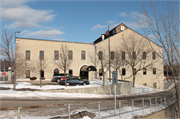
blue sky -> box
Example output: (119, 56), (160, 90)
(0, 0), (170, 43)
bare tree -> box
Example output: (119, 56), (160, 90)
(53, 44), (72, 87)
(121, 34), (156, 87)
(97, 47), (109, 86)
(137, 1), (179, 117)
(0, 29), (24, 89)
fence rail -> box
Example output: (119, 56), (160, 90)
(0, 93), (176, 119)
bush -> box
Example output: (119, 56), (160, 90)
(30, 77), (37, 80)
(40, 77), (45, 80)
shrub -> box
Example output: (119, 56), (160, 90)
(30, 77), (37, 80)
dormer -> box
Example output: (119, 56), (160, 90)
(116, 23), (128, 33)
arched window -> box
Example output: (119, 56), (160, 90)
(26, 70), (30, 78)
(153, 68), (156, 74)
(122, 51), (125, 60)
(143, 52), (146, 60)
(26, 50), (30, 60)
(68, 50), (73, 60)
(81, 50), (86, 60)
(39, 50), (44, 60)
(54, 68), (59, 74)
(110, 51), (114, 60)
(143, 68), (146, 75)
(54, 50), (59, 60)
(98, 51), (103, 60)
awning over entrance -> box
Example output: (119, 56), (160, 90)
(80, 65), (97, 71)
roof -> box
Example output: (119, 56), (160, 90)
(16, 37), (93, 45)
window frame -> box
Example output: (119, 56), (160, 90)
(98, 51), (103, 60)
(54, 50), (59, 60)
(152, 52), (156, 60)
(68, 50), (73, 60)
(81, 50), (86, 60)
(143, 68), (147, 75)
(39, 50), (44, 60)
(26, 50), (30, 60)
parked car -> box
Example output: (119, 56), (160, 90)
(51, 73), (72, 82)
(59, 77), (90, 86)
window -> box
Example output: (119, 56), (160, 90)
(143, 52), (146, 60)
(68, 50), (73, 60)
(81, 51), (86, 60)
(99, 69), (102, 76)
(69, 69), (73, 75)
(133, 51), (136, 59)
(54, 50), (59, 60)
(122, 51), (125, 60)
(152, 52), (156, 60)
(121, 26), (125, 30)
(26, 50), (30, 60)
(26, 70), (30, 78)
(40, 70), (44, 78)
(143, 68), (146, 75)
(153, 68), (156, 74)
(98, 51), (103, 60)
(122, 68), (126, 75)
(110, 51), (114, 60)
(39, 50), (44, 60)
(153, 82), (157, 89)
(133, 68), (136, 75)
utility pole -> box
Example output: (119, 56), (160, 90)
(108, 26), (111, 81)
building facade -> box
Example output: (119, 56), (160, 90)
(16, 23), (164, 89)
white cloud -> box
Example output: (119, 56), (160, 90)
(119, 12), (127, 17)
(108, 20), (116, 24)
(0, 0), (31, 7)
(130, 11), (145, 19)
(1, 1), (56, 29)
(21, 30), (64, 38)
(92, 24), (107, 30)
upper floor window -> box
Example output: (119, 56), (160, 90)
(98, 51), (103, 60)
(153, 68), (156, 74)
(81, 50), (86, 60)
(133, 51), (136, 60)
(110, 51), (114, 60)
(26, 50), (30, 60)
(143, 52), (146, 60)
(68, 50), (73, 60)
(122, 51), (125, 60)
(54, 50), (59, 60)
(152, 52), (156, 60)
(39, 50), (44, 60)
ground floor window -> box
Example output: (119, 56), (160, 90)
(69, 69), (73, 75)
(122, 68), (126, 75)
(26, 70), (30, 78)
(99, 69), (102, 76)
(40, 70), (44, 78)
(143, 83), (147, 86)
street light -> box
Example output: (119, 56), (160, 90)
(13, 31), (20, 90)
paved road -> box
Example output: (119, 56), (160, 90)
(0, 87), (176, 108)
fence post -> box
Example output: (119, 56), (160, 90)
(150, 98), (151, 114)
(132, 99), (134, 119)
(156, 97), (157, 111)
(17, 107), (21, 119)
(98, 103), (101, 118)
(68, 105), (71, 119)
(119, 101), (121, 119)
(142, 98), (144, 116)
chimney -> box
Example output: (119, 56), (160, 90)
(101, 34), (105, 40)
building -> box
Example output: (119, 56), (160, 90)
(16, 23), (164, 89)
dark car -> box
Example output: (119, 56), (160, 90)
(59, 77), (90, 86)
(51, 73), (72, 82)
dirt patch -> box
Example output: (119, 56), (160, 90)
(50, 111), (96, 119)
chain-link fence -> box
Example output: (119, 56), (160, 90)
(0, 93), (177, 119)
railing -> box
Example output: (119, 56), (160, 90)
(0, 93), (177, 119)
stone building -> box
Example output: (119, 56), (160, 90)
(16, 23), (164, 89)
